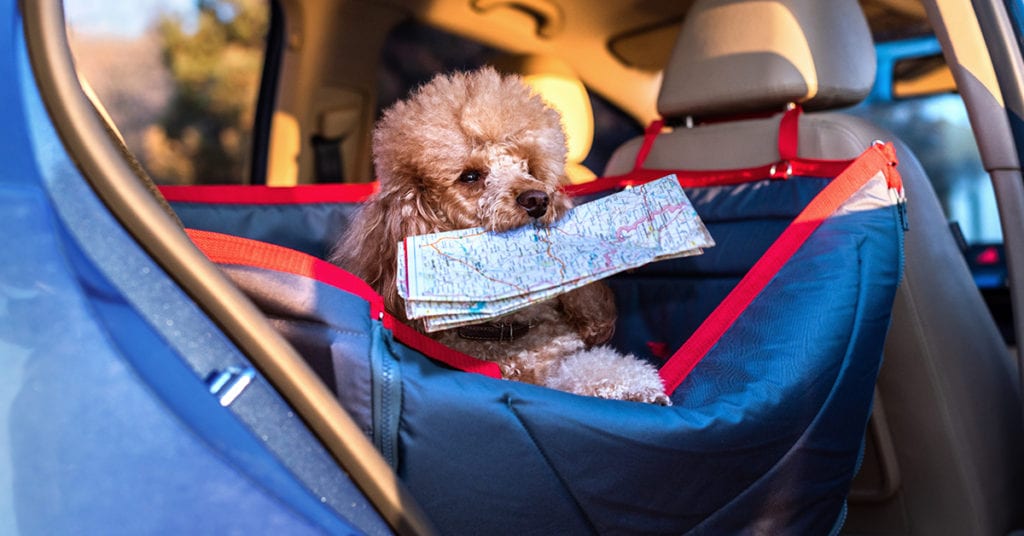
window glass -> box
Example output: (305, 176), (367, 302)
(850, 68), (999, 246)
(64, 0), (270, 185)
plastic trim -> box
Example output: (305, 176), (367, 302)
(250, 0), (285, 185)
(971, 0), (1024, 413)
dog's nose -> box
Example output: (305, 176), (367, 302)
(516, 190), (549, 218)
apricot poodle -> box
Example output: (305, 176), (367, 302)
(331, 67), (668, 404)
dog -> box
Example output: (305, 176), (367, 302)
(331, 67), (669, 405)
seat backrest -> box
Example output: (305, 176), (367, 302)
(604, 0), (1024, 534)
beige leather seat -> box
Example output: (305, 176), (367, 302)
(604, 0), (1024, 533)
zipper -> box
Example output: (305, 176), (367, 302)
(370, 319), (402, 470)
(890, 186), (909, 232)
(889, 186), (908, 287)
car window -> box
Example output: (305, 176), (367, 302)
(64, 0), (270, 185)
(850, 94), (998, 246)
(849, 39), (999, 248)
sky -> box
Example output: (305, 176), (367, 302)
(64, 0), (197, 37)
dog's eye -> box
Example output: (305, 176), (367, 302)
(458, 170), (482, 183)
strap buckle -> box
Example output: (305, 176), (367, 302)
(769, 161), (793, 179)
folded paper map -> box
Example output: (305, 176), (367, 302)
(397, 175), (715, 332)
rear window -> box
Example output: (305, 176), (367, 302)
(849, 38), (998, 247)
(64, 0), (271, 185)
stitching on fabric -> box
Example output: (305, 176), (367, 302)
(689, 240), (868, 534)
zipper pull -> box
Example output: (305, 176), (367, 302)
(890, 187), (909, 231)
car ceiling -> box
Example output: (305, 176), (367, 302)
(370, 0), (931, 121)
(378, 0), (930, 67)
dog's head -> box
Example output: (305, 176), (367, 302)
(373, 67), (573, 233)
(332, 67), (577, 318)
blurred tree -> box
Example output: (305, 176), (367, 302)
(145, 0), (267, 184)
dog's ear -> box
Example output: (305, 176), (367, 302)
(329, 183), (442, 322)
(559, 281), (618, 346)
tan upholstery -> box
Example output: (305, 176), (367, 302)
(493, 54), (596, 183)
(607, 0), (1024, 533)
(658, 0), (874, 119)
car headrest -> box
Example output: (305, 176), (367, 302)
(658, 0), (876, 120)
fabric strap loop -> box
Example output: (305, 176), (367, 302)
(778, 104), (803, 162)
(633, 119), (666, 171)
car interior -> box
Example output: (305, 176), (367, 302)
(602, 1), (1024, 534)
(35, 0), (1024, 533)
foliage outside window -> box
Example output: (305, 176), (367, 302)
(65, 0), (268, 185)
(851, 92), (999, 245)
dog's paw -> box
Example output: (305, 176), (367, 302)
(621, 384), (672, 406)
(543, 347), (672, 405)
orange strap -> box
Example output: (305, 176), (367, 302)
(187, 229), (503, 379)
(658, 142), (901, 393)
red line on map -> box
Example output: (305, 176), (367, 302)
(614, 202), (686, 240)
(422, 239), (529, 297)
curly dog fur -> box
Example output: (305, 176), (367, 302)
(331, 67), (668, 404)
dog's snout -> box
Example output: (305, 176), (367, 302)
(516, 190), (549, 218)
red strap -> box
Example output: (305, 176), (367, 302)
(564, 158), (853, 197)
(632, 119), (665, 171)
(565, 105), (826, 197)
(161, 183), (378, 204)
(187, 229), (383, 314)
(163, 107), (800, 206)
(658, 142), (900, 393)
(777, 105), (802, 162)
(186, 229), (502, 379)
(631, 107), (801, 174)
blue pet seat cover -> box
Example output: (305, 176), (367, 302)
(164, 107), (906, 535)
